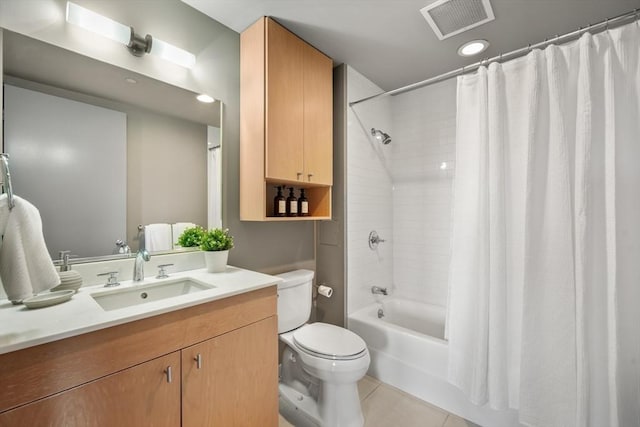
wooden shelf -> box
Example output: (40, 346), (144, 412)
(253, 215), (332, 222)
(257, 182), (332, 222)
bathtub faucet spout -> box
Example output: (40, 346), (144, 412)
(371, 286), (388, 295)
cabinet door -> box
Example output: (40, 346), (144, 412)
(0, 352), (180, 427)
(182, 316), (278, 427)
(303, 44), (333, 185)
(265, 19), (304, 182)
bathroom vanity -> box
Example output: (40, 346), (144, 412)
(0, 267), (279, 426)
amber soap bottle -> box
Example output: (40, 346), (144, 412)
(273, 186), (286, 217)
(286, 187), (298, 217)
(298, 188), (309, 216)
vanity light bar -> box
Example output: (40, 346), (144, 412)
(65, 2), (196, 69)
(66, 2), (131, 46)
(151, 37), (196, 69)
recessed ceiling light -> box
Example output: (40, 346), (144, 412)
(458, 39), (489, 57)
(196, 94), (215, 103)
(124, 77), (137, 84)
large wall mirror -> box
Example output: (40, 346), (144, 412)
(2, 29), (223, 261)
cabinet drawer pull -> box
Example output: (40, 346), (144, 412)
(195, 353), (203, 369)
(164, 366), (173, 383)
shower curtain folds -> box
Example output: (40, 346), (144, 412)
(447, 21), (640, 427)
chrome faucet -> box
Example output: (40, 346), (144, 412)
(371, 286), (388, 295)
(133, 249), (151, 282)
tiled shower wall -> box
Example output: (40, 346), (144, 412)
(346, 65), (457, 315)
(390, 80), (456, 307)
(346, 66), (393, 314)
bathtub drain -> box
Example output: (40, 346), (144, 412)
(377, 308), (384, 318)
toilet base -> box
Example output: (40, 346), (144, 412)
(279, 380), (366, 427)
(279, 383), (321, 427)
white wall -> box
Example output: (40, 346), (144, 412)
(390, 79), (456, 307)
(346, 66), (393, 315)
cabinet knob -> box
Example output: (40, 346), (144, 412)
(164, 366), (173, 383)
(307, 173), (314, 182)
(194, 353), (203, 369)
(297, 172), (303, 180)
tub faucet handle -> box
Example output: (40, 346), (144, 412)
(371, 286), (388, 295)
(369, 230), (386, 249)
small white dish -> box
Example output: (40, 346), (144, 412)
(23, 290), (74, 309)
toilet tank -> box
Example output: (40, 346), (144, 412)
(276, 269), (315, 333)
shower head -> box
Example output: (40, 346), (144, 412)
(371, 128), (392, 145)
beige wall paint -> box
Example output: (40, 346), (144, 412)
(1, 0), (315, 273)
(314, 65), (347, 326)
(127, 109), (207, 247)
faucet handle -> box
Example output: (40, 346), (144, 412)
(156, 264), (174, 279)
(98, 271), (120, 287)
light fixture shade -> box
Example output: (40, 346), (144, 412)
(66, 2), (130, 46)
(151, 38), (196, 69)
(66, 1), (196, 69)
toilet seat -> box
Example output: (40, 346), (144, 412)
(293, 323), (367, 360)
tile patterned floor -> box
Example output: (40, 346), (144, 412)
(279, 376), (474, 427)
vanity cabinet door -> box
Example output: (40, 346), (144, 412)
(0, 351), (180, 427)
(181, 316), (279, 427)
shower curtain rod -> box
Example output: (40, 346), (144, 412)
(349, 8), (639, 107)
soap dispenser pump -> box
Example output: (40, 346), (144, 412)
(286, 187), (298, 217)
(59, 250), (72, 272)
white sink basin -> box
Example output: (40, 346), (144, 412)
(91, 279), (214, 311)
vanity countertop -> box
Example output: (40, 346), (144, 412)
(0, 266), (281, 355)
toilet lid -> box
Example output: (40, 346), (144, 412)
(293, 323), (367, 359)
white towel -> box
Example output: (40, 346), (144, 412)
(144, 223), (172, 252)
(0, 195), (60, 302)
(172, 222), (197, 248)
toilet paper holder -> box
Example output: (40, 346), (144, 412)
(313, 282), (333, 298)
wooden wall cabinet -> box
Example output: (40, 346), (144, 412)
(0, 288), (278, 427)
(241, 17), (333, 221)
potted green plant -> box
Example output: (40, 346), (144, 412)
(176, 226), (205, 248)
(199, 228), (234, 273)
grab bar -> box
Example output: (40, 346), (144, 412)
(0, 154), (15, 210)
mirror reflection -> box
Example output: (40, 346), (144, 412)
(2, 29), (222, 260)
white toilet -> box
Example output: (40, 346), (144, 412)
(277, 269), (370, 427)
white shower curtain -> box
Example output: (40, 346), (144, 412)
(447, 21), (640, 427)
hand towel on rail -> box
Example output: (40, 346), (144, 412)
(0, 195), (60, 302)
(144, 223), (172, 252)
(172, 222), (196, 248)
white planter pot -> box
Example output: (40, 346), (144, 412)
(204, 250), (229, 273)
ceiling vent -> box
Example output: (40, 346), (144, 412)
(420, 0), (495, 40)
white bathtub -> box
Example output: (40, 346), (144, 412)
(349, 298), (519, 427)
